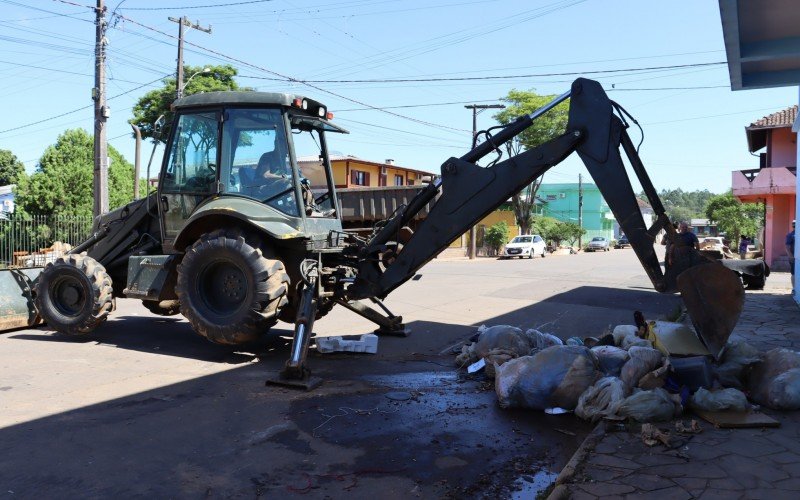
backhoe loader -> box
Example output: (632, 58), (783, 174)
(0, 78), (744, 387)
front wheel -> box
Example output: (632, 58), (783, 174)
(176, 231), (290, 345)
(35, 254), (113, 335)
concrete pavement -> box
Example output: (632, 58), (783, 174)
(551, 272), (800, 500)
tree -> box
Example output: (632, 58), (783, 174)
(484, 221), (510, 256)
(494, 90), (569, 234)
(14, 129), (133, 218)
(130, 64), (247, 142)
(0, 149), (25, 186)
(548, 221), (585, 247)
(705, 192), (763, 242)
(648, 188), (716, 222)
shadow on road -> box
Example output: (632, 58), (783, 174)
(0, 284), (681, 497)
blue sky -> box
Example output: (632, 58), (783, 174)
(0, 0), (796, 194)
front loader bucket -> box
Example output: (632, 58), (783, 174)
(676, 262), (744, 359)
(0, 267), (43, 332)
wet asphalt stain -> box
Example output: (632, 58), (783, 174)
(281, 368), (592, 498)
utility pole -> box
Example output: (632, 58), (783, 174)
(578, 173), (584, 250)
(465, 103), (505, 259)
(169, 16), (212, 99)
(93, 0), (108, 217)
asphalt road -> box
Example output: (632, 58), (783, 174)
(0, 247), (679, 499)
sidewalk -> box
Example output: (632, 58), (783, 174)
(551, 272), (800, 500)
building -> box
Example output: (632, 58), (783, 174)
(538, 182), (615, 241)
(719, 0), (800, 300)
(299, 155), (431, 189)
(0, 184), (15, 214)
(730, 106), (796, 270)
(612, 198), (656, 239)
(690, 219), (719, 237)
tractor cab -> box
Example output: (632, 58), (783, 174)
(159, 92), (348, 252)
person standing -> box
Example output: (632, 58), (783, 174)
(669, 221), (699, 266)
(739, 235), (749, 259)
(786, 220), (795, 294)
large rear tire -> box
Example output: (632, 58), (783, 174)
(142, 299), (181, 316)
(176, 231), (290, 345)
(35, 254), (113, 335)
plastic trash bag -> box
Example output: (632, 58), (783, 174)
(612, 325), (638, 346)
(455, 325), (530, 366)
(575, 377), (627, 422)
(748, 348), (800, 410)
(591, 346), (630, 377)
(689, 387), (749, 413)
(620, 347), (663, 389)
(484, 348), (519, 378)
(615, 388), (681, 422)
(566, 336), (584, 346)
(525, 329), (564, 351)
(621, 335), (653, 350)
(715, 340), (761, 389)
(495, 345), (600, 410)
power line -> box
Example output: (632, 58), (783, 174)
(238, 62), (726, 84)
(0, 74), (167, 135)
(119, 0), (274, 10)
(111, 12), (470, 134)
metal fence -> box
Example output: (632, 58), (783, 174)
(0, 214), (93, 268)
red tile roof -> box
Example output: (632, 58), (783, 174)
(747, 105), (798, 130)
(745, 105), (798, 152)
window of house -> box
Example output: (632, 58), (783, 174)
(394, 174), (403, 186)
(406, 178), (413, 186)
(351, 170), (369, 186)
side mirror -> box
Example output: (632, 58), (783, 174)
(153, 114), (166, 140)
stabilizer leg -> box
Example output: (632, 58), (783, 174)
(265, 277), (322, 390)
(336, 297), (410, 337)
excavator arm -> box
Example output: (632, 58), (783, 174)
(344, 78), (743, 356)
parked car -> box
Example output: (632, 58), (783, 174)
(699, 237), (725, 252)
(586, 236), (610, 252)
(502, 234), (547, 259)
(614, 235), (630, 248)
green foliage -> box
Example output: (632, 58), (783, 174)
(0, 149), (25, 186)
(704, 192), (763, 242)
(704, 191), (739, 222)
(14, 129), (133, 218)
(130, 64), (247, 142)
(532, 215), (560, 241)
(494, 89), (569, 150)
(531, 216), (585, 247)
(644, 188), (716, 222)
(494, 89), (569, 234)
(485, 221), (510, 255)
(549, 221), (586, 247)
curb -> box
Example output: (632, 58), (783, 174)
(547, 420), (607, 500)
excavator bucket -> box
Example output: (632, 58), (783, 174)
(676, 262), (745, 359)
(0, 267), (42, 332)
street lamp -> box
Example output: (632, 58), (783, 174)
(178, 67), (211, 99)
(464, 103), (505, 259)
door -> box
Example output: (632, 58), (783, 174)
(159, 111), (220, 251)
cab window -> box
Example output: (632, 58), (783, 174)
(162, 111), (219, 193)
(221, 108), (300, 217)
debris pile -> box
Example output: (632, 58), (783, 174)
(457, 313), (800, 425)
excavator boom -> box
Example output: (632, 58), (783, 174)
(346, 78), (743, 357)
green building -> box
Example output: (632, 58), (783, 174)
(537, 182), (615, 241)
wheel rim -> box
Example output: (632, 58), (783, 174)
(197, 259), (249, 317)
(51, 275), (87, 317)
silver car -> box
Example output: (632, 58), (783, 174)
(586, 236), (610, 252)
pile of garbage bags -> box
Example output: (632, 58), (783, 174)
(456, 321), (800, 423)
